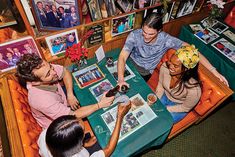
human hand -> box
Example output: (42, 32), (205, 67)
(117, 101), (131, 118)
(211, 69), (229, 87)
(117, 80), (129, 91)
(98, 92), (115, 108)
(67, 93), (80, 110)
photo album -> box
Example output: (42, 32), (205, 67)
(72, 64), (105, 88)
(101, 93), (157, 142)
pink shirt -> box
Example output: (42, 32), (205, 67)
(27, 64), (71, 129)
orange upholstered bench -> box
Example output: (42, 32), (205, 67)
(147, 49), (233, 140)
(0, 75), (94, 157)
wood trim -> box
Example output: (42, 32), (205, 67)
(0, 77), (24, 157)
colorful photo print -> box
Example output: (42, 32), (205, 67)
(72, 64), (104, 88)
(223, 30), (235, 42)
(212, 38), (235, 63)
(87, 0), (102, 21)
(112, 13), (135, 37)
(176, 0), (197, 18)
(0, 36), (41, 72)
(189, 24), (203, 33)
(209, 21), (228, 34)
(201, 17), (218, 28)
(31, 0), (80, 31)
(45, 29), (78, 56)
(120, 113), (140, 136)
(0, 0), (17, 28)
(194, 29), (219, 44)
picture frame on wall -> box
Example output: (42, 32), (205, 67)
(87, 0), (103, 21)
(85, 24), (105, 48)
(0, 0), (17, 28)
(45, 29), (79, 56)
(133, 0), (151, 10)
(175, 0), (198, 18)
(98, 0), (109, 18)
(0, 36), (41, 73)
(31, 0), (81, 31)
(112, 13), (135, 37)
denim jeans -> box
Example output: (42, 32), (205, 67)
(160, 93), (187, 124)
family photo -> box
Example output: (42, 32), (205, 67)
(45, 29), (78, 56)
(32, 0), (80, 31)
(0, 36), (40, 72)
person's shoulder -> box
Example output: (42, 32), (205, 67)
(158, 31), (169, 38)
(130, 29), (142, 36)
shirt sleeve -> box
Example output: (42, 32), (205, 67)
(156, 64), (165, 99)
(52, 64), (65, 80)
(90, 150), (105, 157)
(38, 129), (53, 157)
(164, 32), (183, 50)
(167, 86), (202, 112)
(122, 31), (136, 54)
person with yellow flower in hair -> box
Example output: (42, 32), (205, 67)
(155, 45), (201, 123)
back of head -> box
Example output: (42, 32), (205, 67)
(143, 13), (163, 31)
(46, 115), (84, 157)
(16, 54), (42, 84)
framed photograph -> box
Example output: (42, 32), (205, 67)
(0, 36), (41, 72)
(162, 2), (175, 23)
(45, 29), (78, 56)
(175, 0), (198, 18)
(0, 0), (17, 28)
(116, 0), (133, 13)
(112, 13), (135, 37)
(194, 29), (219, 44)
(189, 24), (203, 33)
(72, 64), (105, 88)
(212, 38), (235, 63)
(98, 0), (109, 18)
(31, 0), (81, 31)
(87, 0), (102, 21)
(133, 0), (151, 9)
(86, 24), (105, 48)
(223, 30), (235, 42)
(106, 61), (135, 81)
(169, 1), (180, 20)
(209, 21), (229, 34)
(104, 0), (117, 16)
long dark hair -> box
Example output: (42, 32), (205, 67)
(46, 115), (84, 157)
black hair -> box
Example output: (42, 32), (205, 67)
(46, 115), (84, 157)
(142, 12), (163, 31)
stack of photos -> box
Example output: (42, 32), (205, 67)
(212, 38), (235, 63)
(101, 94), (157, 142)
(45, 29), (78, 56)
(209, 21), (229, 34)
(89, 79), (120, 102)
(112, 13), (135, 37)
(72, 64), (105, 88)
(223, 30), (235, 42)
(106, 61), (135, 81)
(194, 29), (219, 44)
(31, 0), (80, 31)
(189, 24), (203, 33)
(0, 36), (41, 72)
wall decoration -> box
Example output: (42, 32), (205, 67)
(86, 24), (104, 47)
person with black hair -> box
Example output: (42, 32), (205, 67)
(117, 12), (228, 85)
(38, 102), (131, 157)
(156, 45), (201, 123)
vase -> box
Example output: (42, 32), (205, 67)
(72, 59), (87, 72)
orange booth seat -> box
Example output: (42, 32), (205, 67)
(0, 75), (93, 157)
(147, 49), (233, 140)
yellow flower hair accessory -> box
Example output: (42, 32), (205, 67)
(176, 45), (200, 69)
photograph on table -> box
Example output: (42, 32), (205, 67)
(133, 0), (151, 9)
(45, 29), (78, 56)
(212, 38), (235, 63)
(175, 0), (197, 18)
(209, 21), (228, 34)
(31, 0), (81, 31)
(189, 24), (203, 33)
(201, 17), (218, 28)
(0, 0), (17, 28)
(223, 30), (235, 42)
(116, 0), (133, 13)
(0, 36), (41, 72)
(194, 28), (219, 44)
(87, 0), (102, 21)
(106, 60), (135, 81)
(111, 13), (135, 37)
(72, 64), (105, 88)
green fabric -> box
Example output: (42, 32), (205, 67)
(179, 25), (235, 100)
(73, 48), (173, 157)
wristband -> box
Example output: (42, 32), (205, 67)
(97, 103), (100, 109)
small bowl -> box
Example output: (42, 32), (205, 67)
(147, 93), (157, 105)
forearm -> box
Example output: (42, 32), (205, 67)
(199, 53), (214, 70)
(117, 51), (129, 82)
(63, 69), (74, 95)
(103, 116), (123, 157)
(73, 104), (99, 118)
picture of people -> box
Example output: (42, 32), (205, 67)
(209, 21), (229, 34)
(116, 0), (133, 13)
(98, 0), (108, 18)
(176, 0), (197, 18)
(87, 0), (102, 21)
(133, 0), (151, 9)
(102, 112), (115, 124)
(189, 24), (203, 33)
(201, 17), (218, 28)
(0, 36), (41, 72)
(212, 38), (235, 63)
(194, 29), (219, 44)
(106, 61), (135, 81)
(45, 29), (78, 56)
(131, 96), (145, 111)
(121, 113), (140, 136)
(72, 64), (104, 88)
(112, 13), (135, 37)
(32, 0), (80, 31)
(0, 0), (17, 28)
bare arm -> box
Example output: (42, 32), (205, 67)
(117, 49), (130, 87)
(103, 103), (131, 157)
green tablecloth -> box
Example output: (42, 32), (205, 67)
(179, 25), (235, 100)
(73, 49), (173, 157)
